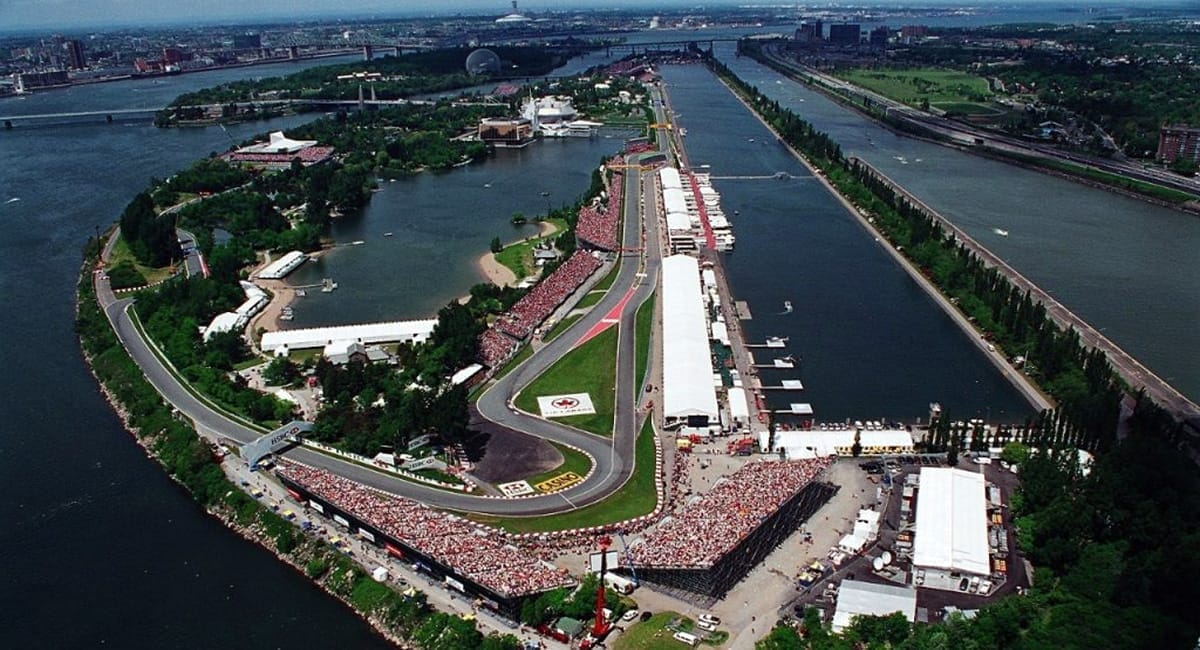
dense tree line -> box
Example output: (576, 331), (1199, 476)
(163, 45), (591, 111)
(118, 191), (180, 267)
(711, 54), (1127, 449)
(519, 573), (627, 627)
(709, 53), (1197, 650)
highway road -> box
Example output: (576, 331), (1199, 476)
(95, 118), (666, 516)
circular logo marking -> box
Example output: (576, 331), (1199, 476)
(552, 397), (580, 409)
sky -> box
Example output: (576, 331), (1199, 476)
(0, 0), (1182, 32)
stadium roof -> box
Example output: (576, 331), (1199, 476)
(237, 131), (318, 154)
(661, 255), (718, 422)
(832, 580), (917, 632)
(913, 468), (990, 576)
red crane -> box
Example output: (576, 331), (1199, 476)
(592, 536), (613, 638)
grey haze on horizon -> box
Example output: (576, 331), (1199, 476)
(0, 0), (1179, 32)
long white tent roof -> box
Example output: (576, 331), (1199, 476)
(262, 319), (438, 353)
(659, 167), (682, 191)
(662, 187), (689, 218)
(913, 467), (990, 576)
(763, 428), (915, 458)
(832, 580), (917, 633)
(661, 255), (718, 421)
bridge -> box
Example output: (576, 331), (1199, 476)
(602, 38), (740, 56)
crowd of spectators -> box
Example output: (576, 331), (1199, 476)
(628, 457), (832, 569)
(576, 158), (624, 251)
(477, 328), (519, 369)
(277, 461), (575, 599)
(493, 250), (602, 341)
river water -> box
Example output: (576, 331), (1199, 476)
(708, 43), (1200, 403)
(0, 56), (392, 648)
(2, 13), (1195, 645)
(660, 64), (1031, 423)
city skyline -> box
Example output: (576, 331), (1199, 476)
(3, 0), (1184, 32)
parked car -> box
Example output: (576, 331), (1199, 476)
(698, 614), (721, 626)
(622, 610), (639, 622)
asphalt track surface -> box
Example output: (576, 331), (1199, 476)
(96, 113), (666, 517)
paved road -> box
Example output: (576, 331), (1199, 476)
(95, 123), (666, 516)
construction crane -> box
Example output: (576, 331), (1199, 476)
(616, 531), (640, 586)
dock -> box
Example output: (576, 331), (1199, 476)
(773, 403), (814, 415)
(735, 301), (753, 320)
(747, 337), (788, 349)
(762, 379), (805, 391)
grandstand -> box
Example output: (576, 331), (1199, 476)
(277, 462), (575, 617)
(624, 458), (836, 598)
(661, 255), (719, 429)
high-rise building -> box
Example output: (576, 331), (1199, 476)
(232, 33), (262, 50)
(162, 47), (187, 64)
(828, 24), (862, 46)
(869, 26), (890, 49)
(794, 20), (823, 43)
(1157, 125), (1200, 164)
(63, 39), (85, 70)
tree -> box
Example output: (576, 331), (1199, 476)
(490, 236), (502, 253)
(851, 429), (863, 458)
(263, 356), (300, 386)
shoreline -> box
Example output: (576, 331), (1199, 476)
(714, 72), (1055, 413)
(475, 219), (563, 289)
(75, 261), (408, 649)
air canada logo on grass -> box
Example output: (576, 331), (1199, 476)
(537, 393), (596, 418)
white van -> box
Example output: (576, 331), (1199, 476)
(673, 631), (700, 646)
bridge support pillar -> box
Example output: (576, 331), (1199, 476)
(363, 44), (374, 60)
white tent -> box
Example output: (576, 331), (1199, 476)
(661, 255), (718, 425)
(913, 468), (990, 576)
(832, 580), (917, 633)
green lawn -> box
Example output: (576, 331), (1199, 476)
(468, 418), (658, 534)
(576, 291), (606, 309)
(108, 236), (176, 285)
(514, 326), (618, 436)
(837, 67), (991, 108)
(615, 613), (703, 650)
(634, 292), (655, 395)
(592, 257), (623, 292)
(935, 100), (1005, 116)
(493, 217), (569, 278)
(544, 313), (584, 343)
(522, 442), (594, 489)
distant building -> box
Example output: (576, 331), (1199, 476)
(225, 131), (334, 168)
(869, 26), (890, 49)
(478, 117), (533, 146)
(63, 39), (85, 70)
(901, 25), (929, 43)
(828, 24), (862, 46)
(162, 47), (188, 64)
(13, 70), (69, 92)
(232, 33), (262, 50)
(794, 20), (823, 43)
(1157, 125), (1200, 164)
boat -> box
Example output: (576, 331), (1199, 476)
(993, 228), (1009, 237)
(383, 232), (394, 237)
(540, 191), (551, 197)
(781, 301), (793, 314)
(295, 289), (306, 297)
(766, 336), (789, 348)
(321, 278), (338, 293)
